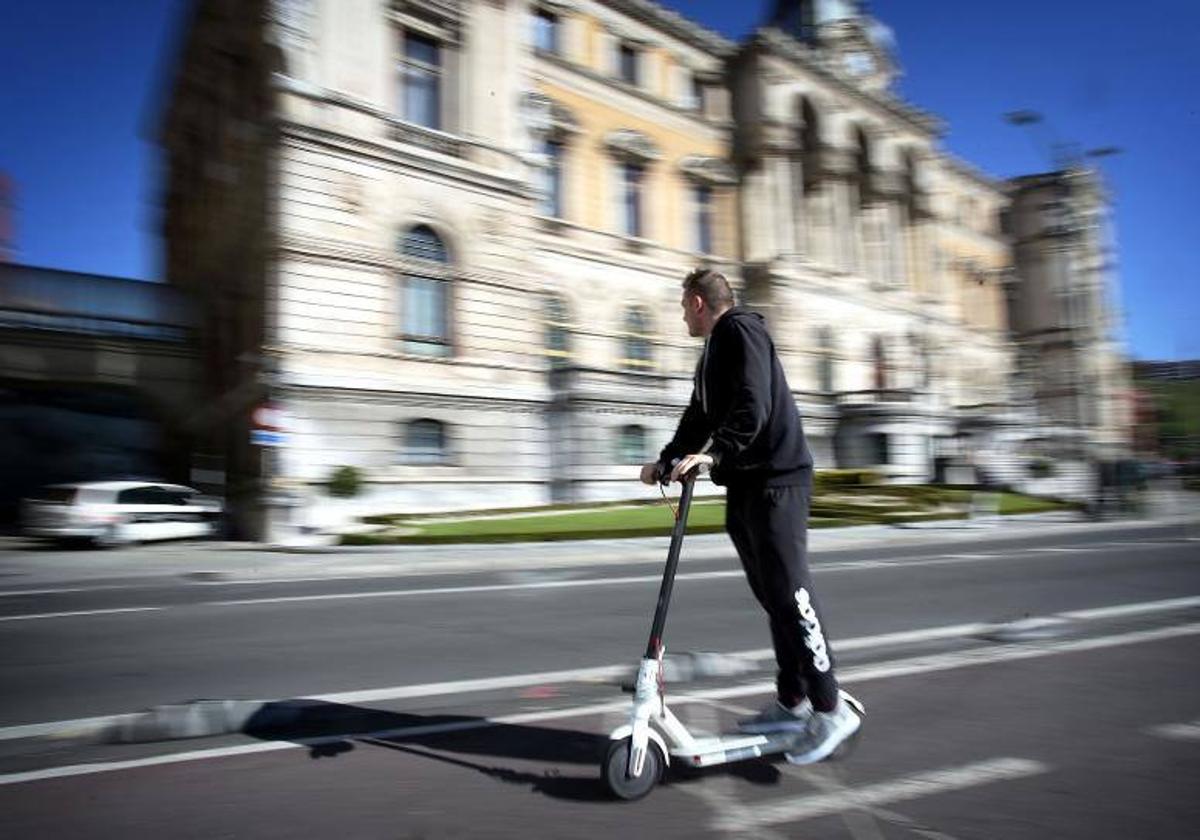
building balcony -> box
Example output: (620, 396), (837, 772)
(547, 364), (677, 406)
(836, 388), (917, 407)
(388, 119), (467, 159)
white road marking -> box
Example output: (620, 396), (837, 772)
(0, 607), (162, 623)
(1061, 595), (1200, 621)
(1148, 721), (1200, 742)
(676, 702), (794, 840)
(0, 619), (1193, 786)
(201, 571), (746, 607)
(2, 596), (1197, 742)
(715, 758), (1048, 830)
(786, 762), (962, 840)
(0, 586), (117, 598)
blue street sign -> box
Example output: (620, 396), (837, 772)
(251, 429), (288, 447)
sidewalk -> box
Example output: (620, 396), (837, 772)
(183, 507), (1199, 580)
(1, 501), (1194, 589)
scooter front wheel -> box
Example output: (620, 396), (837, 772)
(601, 736), (663, 801)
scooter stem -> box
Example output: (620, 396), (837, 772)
(644, 474), (696, 659)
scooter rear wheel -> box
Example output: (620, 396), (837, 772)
(602, 736), (663, 801)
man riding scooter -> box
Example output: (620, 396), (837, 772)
(641, 267), (859, 764)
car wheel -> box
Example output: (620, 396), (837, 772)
(94, 521), (132, 550)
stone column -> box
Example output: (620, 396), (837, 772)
(874, 168), (907, 288)
(761, 125), (797, 259)
(741, 163), (771, 263)
(815, 144), (857, 273)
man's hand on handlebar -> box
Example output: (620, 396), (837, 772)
(639, 462), (663, 486)
(670, 453), (713, 483)
(640, 454), (713, 486)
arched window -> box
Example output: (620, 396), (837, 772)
(854, 127), (872, 209)
(621, 306), (653, 370)
(544, 294), (571, 365)
(403, 224), (447, 262)
(902, 149), (920, 219)
(815, 327), (835, 393)
(798, 97), (821, 190)
(401, 418), (448, 464)
(400, 225), (451, 357)
(617, 424), (646, 464)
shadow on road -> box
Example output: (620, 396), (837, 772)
(241, 699), (784, 801)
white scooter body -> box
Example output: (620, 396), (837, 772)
(601, 472), (864, 800)
(610, 655), (865, 774)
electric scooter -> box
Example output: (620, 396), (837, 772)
(601, 467), (865, 801)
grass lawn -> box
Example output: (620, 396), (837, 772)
(343, 487), (1077, 545)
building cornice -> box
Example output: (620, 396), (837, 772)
(276, 120), (530, 201)
(937, 153), (1006, 195)
(753, 27), (943, 139)
(599, 0), (736, 57)
(280, 380), (548, 412)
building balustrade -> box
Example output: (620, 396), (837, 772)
(836, 388), (918, 406)
(388, 119), (467, 158)
(547, 364), (676, 402)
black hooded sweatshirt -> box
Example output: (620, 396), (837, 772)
(658, 307), (813, 488)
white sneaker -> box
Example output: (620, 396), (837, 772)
(736, 698), (813, 734)
(784, 699), (861, 764)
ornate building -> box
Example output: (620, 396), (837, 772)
(161, 0), (1127, 537)
(729, 2), (1015, 483)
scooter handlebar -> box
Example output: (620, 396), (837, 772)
(657, 458), (699, 486)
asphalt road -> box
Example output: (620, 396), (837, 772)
(0, 521), (1197, 837)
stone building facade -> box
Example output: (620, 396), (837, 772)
(161, 0), (1128, 536)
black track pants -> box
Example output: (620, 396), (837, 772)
(725, 482), (840, 712)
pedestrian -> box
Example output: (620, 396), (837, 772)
(640, 267), (859, 764)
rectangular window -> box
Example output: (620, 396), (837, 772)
(540, 139), (564, 218)
(619, 43), (639, 86)
(690, 75), (705, 112)
(870, 433), (890, 466)
(402, 420), (448, 464)
(402, 274), (450, 356)
(694, 184), (713, 254)
(531, 8), (558, 54)
(402, 31), (441, 130)
(617, 426), (646, 464)
(621, 162), (644, 238)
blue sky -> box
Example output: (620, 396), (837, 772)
(1, 0), (1196, 359)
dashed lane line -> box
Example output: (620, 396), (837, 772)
(714, 758), (1049, 831)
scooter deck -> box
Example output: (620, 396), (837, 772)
(670, 730), (799, 768)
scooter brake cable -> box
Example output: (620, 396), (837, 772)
(658, 482), (680, 521)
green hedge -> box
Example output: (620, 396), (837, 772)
(812, 469), (883, 491)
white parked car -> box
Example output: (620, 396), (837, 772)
(22, 481), (222, 547)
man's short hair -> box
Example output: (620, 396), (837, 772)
(682, 267), (735, 310)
